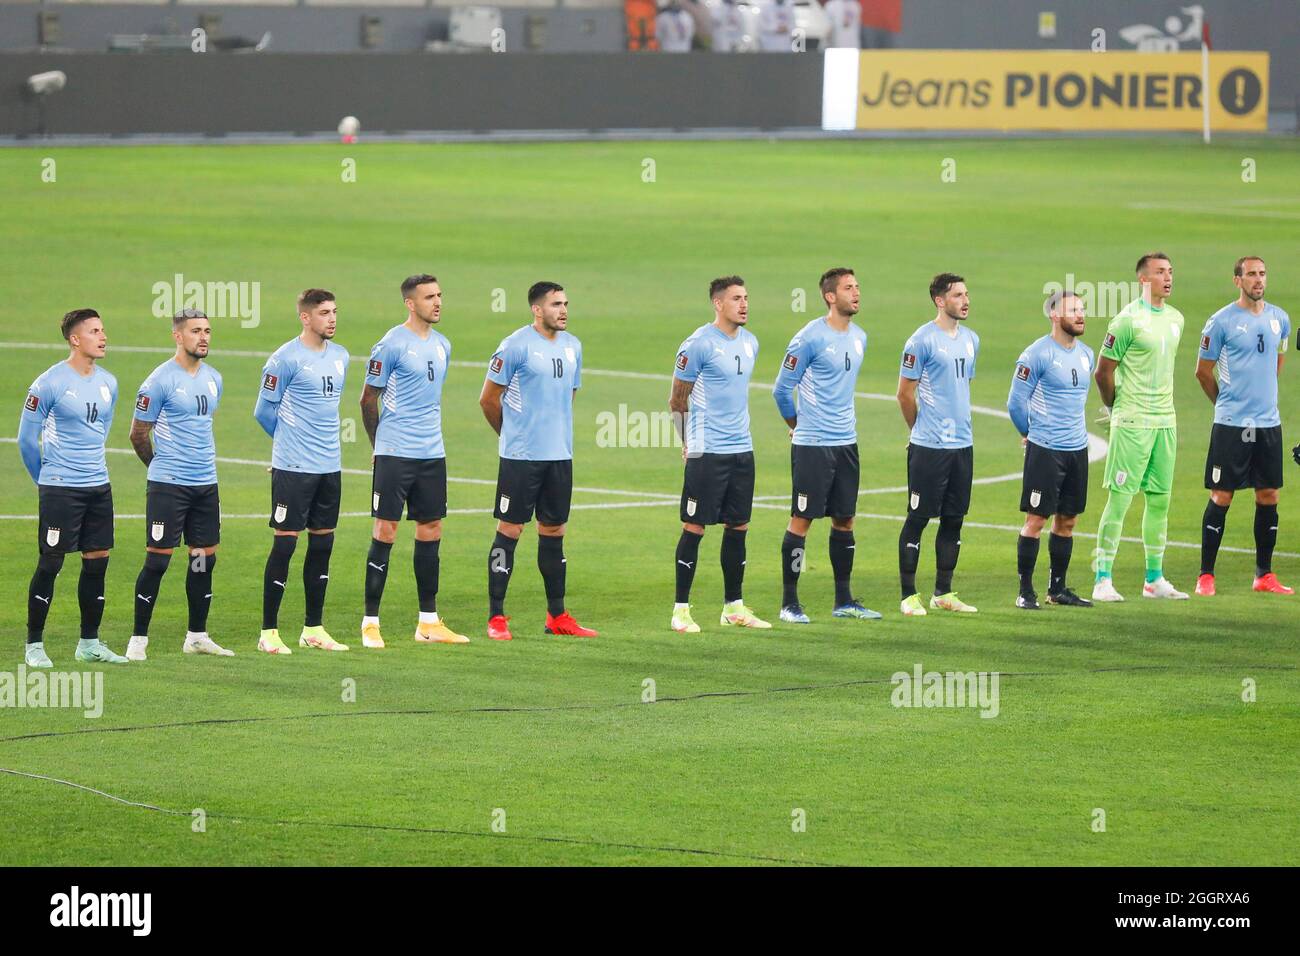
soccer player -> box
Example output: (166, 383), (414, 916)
(773, 267), (880, 624)
(1194, 256), (1292, 596)
(1092, 253), (1188, 602)
(668, 276), (769, 633)
(253, 289), (351, 654)
(896, 273), (980, 617)
(358, 274), (468, 647)
(18, 309), (126, 666)
(1006, 290), (1095, 609)
(478, 281), (598, 640)
(125, 310), (232, 661)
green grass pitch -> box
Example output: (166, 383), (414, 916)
(0, 137), (1297, 865)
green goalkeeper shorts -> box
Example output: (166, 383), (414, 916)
(1103, 426), (1177, 494)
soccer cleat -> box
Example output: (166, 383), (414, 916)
(832, 599), (883, 620)
(257, 628), (293, 655)
(415, 619), (469, 644)
(779, 604), (811, 624)
(1195, 573), (1216, 596)
(545, 611), (599, 637)
(900, 594), (927, 617)
(361, 622), (385, 649)
(24, 642), (53, 669)
(1016, 590), (1041, 610)
(126, 636), (149, 662)
(1253, 572), (1294, 595)
(930, 592), (978, 613)
(74, 640), (128, 664)
(671, 605), (701, 633)
(487, 615), (513, 641)
(1046, 588), (1092, 607)
(183, 632), (234, 656)
(1142, 577), (1189, 600)
(1092, 577), (1125, 603)
(720, 601), (772, 628)
(299, 626), (349, 651)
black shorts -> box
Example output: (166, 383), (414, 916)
(146, 481), (220, 548)
(269, 469), (342, 532)
(681, 451), (755, 525)
(906, 444), (973, 519)
(1205, 423), (1284, 491)
(494, 458), (572, 525)
(1020, 443), (1088, 517)
(372, 456), (447, 522)
(790, 443), (859, 520)
(38, 483), (114, 554)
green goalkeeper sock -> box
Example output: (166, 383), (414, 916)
(1143, 491), (1171, 582)
(1095, 490), (1136, 580)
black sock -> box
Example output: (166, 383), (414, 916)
(186, 551), (216, 633)
(262, 534), (297, 630)
(27, 553), (64, 644)
(1048, 533), (1073, 594)
(721, 528), (747, 604)
(303, 533), (333, 627)
(674, 529), (703, 604)
(1255, 503), (1279, 577)
(829, 528), (855, 606)
(364, 538), (393, 618)
(414, 538), (440, 614)
(934, 516), (963, 595)
(488, 531), (518, 618)
(899, 513), (927, 599)
(538, 534), (567, 617)
(1200, 500), (1230, 575)
(78, 555), (109, 641)
(1016, 534), (1040, 591)
(133, 551), (171, 636)
(781, 530), (806, 607)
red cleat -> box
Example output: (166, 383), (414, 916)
(544, 610), (598, 638)
(1253, 572), (1294, 595)
(487, 615), (513, 641)
(1195, 573), (1216, 596)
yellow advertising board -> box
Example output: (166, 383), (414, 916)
(850, 51), (1268, 131)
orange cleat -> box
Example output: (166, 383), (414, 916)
(487, 615), (514, 641)
(1195, 573), (1216, 596)
(1253, 572), (1294, 595)
(544, 610), (598, 638)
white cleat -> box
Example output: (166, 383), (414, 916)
(183, 632), (235, 656)
(1092, 578), (1125, 603)
(1143, 577), (1189, 600)
(126, 636), (149, 662)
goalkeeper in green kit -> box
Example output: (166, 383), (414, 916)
(1092, 253), (1190, 602)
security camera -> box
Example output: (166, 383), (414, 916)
(27, 71), (67, 96)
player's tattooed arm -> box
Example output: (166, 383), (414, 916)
(129, 418), (155, 466)
(668, 376), (693, 446)
(479, 379), (506, 435)
(359, 384), (382, 449)
(1194, 358), (1220, 404)
(1094, 356), (1118, 409)
(896, 376), (919, 430)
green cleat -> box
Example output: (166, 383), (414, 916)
(74, 639), (128, 664)
(900, 594), (928, 617)
(25, 642), (53, 669)
(719, 601), (772, 629)
(930, 592), (978, 613)
(671, 605), (701, 633)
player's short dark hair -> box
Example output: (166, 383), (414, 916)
(173, 308), (208, 327)
(929, 273), (964, 303)
(709, 276), (745, 300)
(1135, 252), (1171, 275)
(528, 281), (564, 306)
(1233, 255), (1265, 277)
(401, 274), (438, 299)
(819, 267), (855, 297)
(297, 288), (335, 313)
(60, 308), (99, 341)
(1044, 289), (1080, 318)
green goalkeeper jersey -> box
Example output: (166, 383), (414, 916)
(1100, 298), (1185, 429)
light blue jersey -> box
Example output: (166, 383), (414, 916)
(772, 315), (868, 446)
(20, 361), (117, 486)
(1199, 301), (1291, 428)
(1007, 334), (1094, 452)
(487, 325), (582, 461)
(258, 337), (350, 473)
(674, 322), (758, 454)
(134, 359), (222, 485)
(900, 320), (980, 449)
(365, 323), (451, 460)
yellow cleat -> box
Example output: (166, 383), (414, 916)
(298, 625), (349, 651)
(257, 629), (293, 655)
(415, 619), (469, 644)
(929, 592), (978, 614)
(719, 601), (772, 629)
(361, 622), (385, 649)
